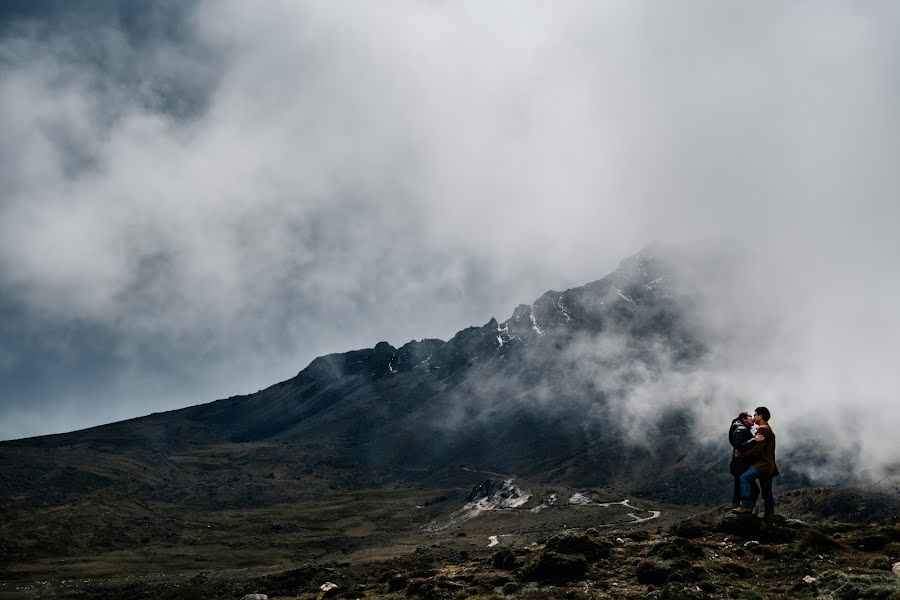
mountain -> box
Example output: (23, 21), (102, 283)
(7, 245), (900, 600)
(1, 245), (735, 512)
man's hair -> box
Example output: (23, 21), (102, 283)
(737, 411), (752, 422)
(755, 406), (771, 421)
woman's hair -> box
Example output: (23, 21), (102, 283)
(737, 411), (752, 422)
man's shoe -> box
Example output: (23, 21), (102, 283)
(732, 506), (752, 514)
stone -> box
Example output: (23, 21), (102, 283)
(635, 559), (675, 585)
(319, 581), (339, 598)
(669, 520), (704, 539)
(802, 575), (817, 585)
(892, 562), (900, 577)
(387, 574), (407, 592)
(717, 513), (763, 537)
(523, 550), (588, 584)
(544, 530), (611, 560)
(492, 548), (519, 570)
(241, 595), (268, 600)
(501, 581), (521, 595)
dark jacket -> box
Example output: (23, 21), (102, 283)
(728, 419), (756, 476)
(742, 423), (778, 476)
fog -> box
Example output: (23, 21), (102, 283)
(1, 1), (899, 477)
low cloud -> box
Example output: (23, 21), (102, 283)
(1, 0), (899, 475)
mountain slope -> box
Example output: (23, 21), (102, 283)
(0, 246), (726, 508)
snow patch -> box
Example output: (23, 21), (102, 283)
(427, 478), (532, 531)
(530, 306), (543, 335)
(556, 297), (573, 322)
(568, 492), (591, 506)
(530, 492), (558, 513)
(645, 275), (666, 290)
(487, 535), (499, 547)
(614, 287), (637, 305)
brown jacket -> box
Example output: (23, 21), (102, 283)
(742, 423), (777, 476)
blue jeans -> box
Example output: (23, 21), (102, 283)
(740, 467), (774, 515)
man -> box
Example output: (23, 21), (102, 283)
(733, 406), (778, 520)
(728, 412), (763, 508)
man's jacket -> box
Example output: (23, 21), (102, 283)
(742, 423), (778, 476)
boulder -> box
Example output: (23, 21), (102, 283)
(544, 530), (611, 560)
(669, 520), (705, 539)
(523, 550), (588, 584)
(492, 548), (519, 570)
(387, 574), (407, 592)
(649, 537), (704, 559)
(800, 528), (841, 552)
(717, 513), (763, 537)
(635, 559), (675, 585)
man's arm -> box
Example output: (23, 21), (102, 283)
(733, 426), (757, 453)
(742, 429), (768, 458)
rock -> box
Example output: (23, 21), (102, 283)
(892, 562), (900, 577)
(785, 518), (810, 529)
(405, 578), (454, 600)
(523, 550), (588, 584)
(635, 559), (675, 585)
(436, 579), (465, 590)
(501, 581), (521, 595)
(800, 528), (841, 552)
(544, 530), (611, 560)
(241, 595), (268, 600)
(717, 561), (753, 579)
(649, 537), (703, 559)
(319, 581), (339, 598)
(717, 513), (763, 537)
(387, 574), (407, 592)
(492, 548), (519, 570)
(802, 575), (817, 585)
(669, 520), (704, 539)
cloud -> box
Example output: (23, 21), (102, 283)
(0, 0), (899, 473)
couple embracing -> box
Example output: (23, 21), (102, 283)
(728, 406), (778, 520)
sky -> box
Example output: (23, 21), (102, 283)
(1, 1), (899, 470)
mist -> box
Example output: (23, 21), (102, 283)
(1, 0), (899, 480)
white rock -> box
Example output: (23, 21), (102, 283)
(802, 575), (817, 585)
(320, 582), (339, 592)
(241, 595), (268, 600)
(892, 562), (900, 577)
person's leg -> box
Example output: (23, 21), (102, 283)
(739, 468), (760, 509)
(760, 475), (774, 518)
(732, 475), (741, 506)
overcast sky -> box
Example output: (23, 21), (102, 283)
(1, 1), (900, 465)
